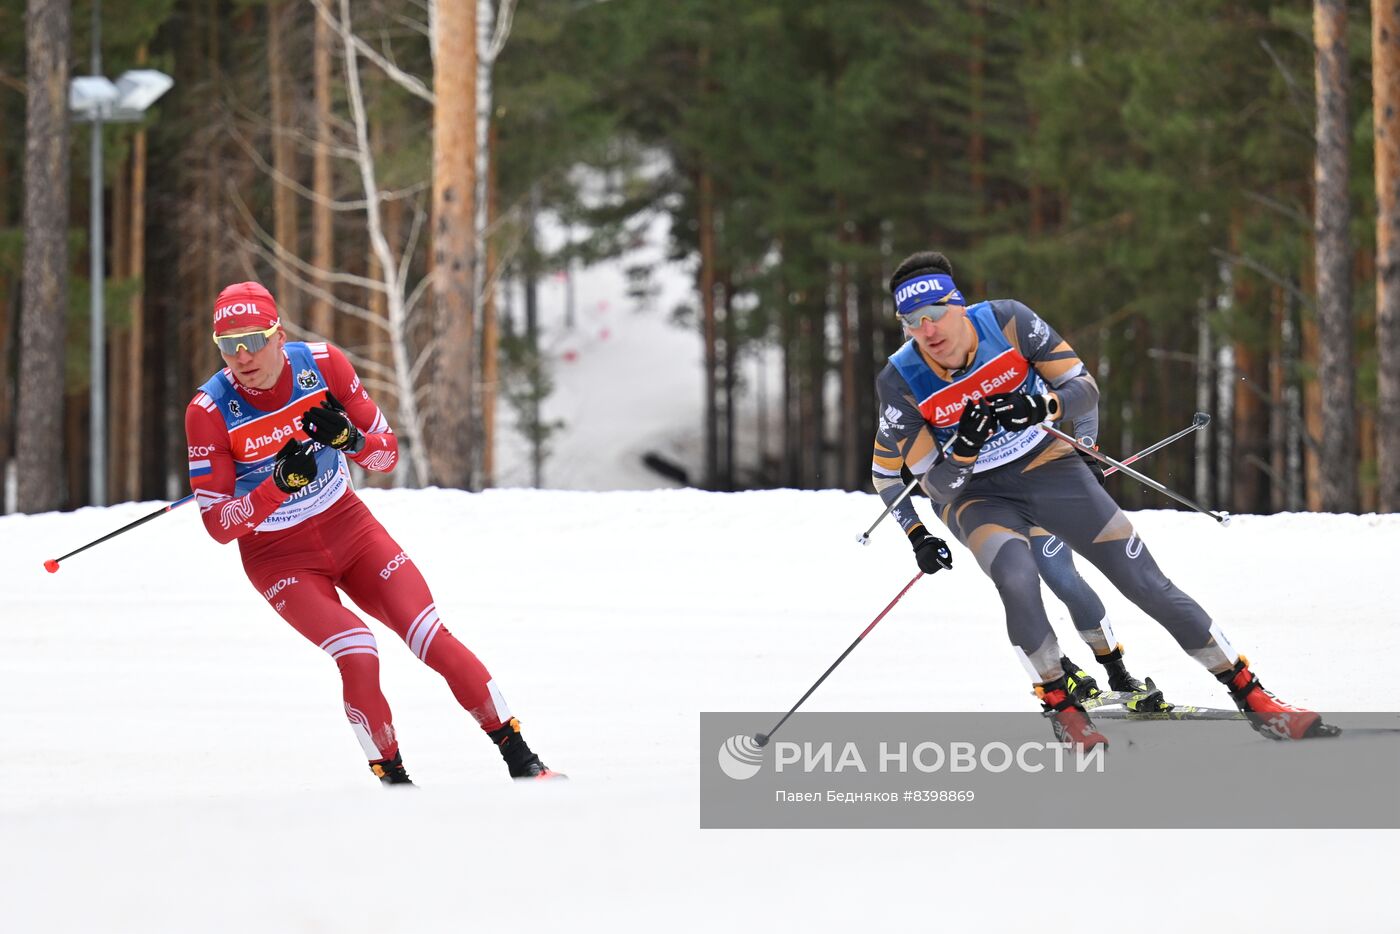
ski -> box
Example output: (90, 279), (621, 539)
(1081, 677), (1174, 715)
(1088, 703), (1400, 737)
(1084, 680), (1244, 720)
(1089, 704), (1246, 722)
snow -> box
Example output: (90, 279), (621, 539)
(492, 212), (708, 491)
(2, 493), (1397, 931)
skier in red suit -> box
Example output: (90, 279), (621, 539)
(185, 281), (558, 785)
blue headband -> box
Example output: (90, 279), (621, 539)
(893, 273), (964, 315)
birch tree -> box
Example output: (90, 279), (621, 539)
(476, 0), (516, 486)
(310, 3), (334, 340)
(241, 0), (438, 486)
(267, 0), (300, 324)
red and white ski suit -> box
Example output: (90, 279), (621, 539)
(185, 341), (510, 761)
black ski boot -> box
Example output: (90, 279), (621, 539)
(369, 751), (415, 786)
(1061, 656), (1101, 703)
(488, 718), (564, 781)
(1097, 645), (1172, 712)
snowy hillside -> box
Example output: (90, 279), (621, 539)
(492, 214), (710, 490)
(2, 492), (1396, 932)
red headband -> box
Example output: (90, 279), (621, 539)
(212, 281), (279, 334)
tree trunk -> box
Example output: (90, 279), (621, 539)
(481, 117), (500, 488)
(698, 167), (718, 489)
(0, 128), (11, 509)
(124, 46), (150, 502)
(17, 0), (71, 513)
(167, 5), (204, 499)
(1195, 305), (1213, 506)
(838, 258), (857, 491)
(780, 280), (797, 487)
(722, 278), (736, 490)
(1313, 0), (1358, 511)
(268, 0), (300, 326)
(522, 204), (541, 488)
(1269, 288), (1287, 514)
(363, 192), (393, 491)
(196, 0), (221, 382)
(429, 0), (478, 489)
(476, 0), (494, 484)
(1279, 286), (1306, 511)
(110, 143), (131, 501)
(854, 258), (878, 494)
(1229, 217), (1268, 513)
(1028, 111), (1044, 239)
(1376, 0), (1400, 512)
(310, 4), (334, 340)
(802, 297), (825, 488)
(65, 385), (84, 507)
(968, 0), (986, 295)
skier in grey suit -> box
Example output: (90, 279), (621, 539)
(870, 249), (1328, 747)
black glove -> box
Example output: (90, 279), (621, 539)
(951, 399), (996, 459)
(1077, 445), (1106, 485)
(302, 392), (363, 453)
(985, 392), (1056, 431)
(909, 526), (953, 575)
(272, 439), (318, 493)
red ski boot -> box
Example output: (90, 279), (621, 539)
(1036, 677), (1109, 750)
(1216, 656), (1336, 740)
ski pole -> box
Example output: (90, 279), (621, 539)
(754, 571), (924, 748)
(857, 433), (960, 545)
(1102, 411), (1210, 477)
(1040, 423), (1230, 525)
(43, 493), (196, 573)
(859, 412), (1212, 544)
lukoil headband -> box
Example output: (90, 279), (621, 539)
(893, 273), (964, 316)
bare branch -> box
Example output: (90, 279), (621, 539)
(384, 8), (430, 41)
(225, 95), (365, 163)
(230, 117), (432, 208)
(1242, 189), (1310, 229)
(478, 221), (525, 308)
(1258, 37), (1314, 132)
(1147, 347), (1321, 456)
(398, 196), (429, 288)
(410, 336), (439, 384)
(1210, 248), (1314, 310)
(362, 375), (400, 397)
(329, 342), (397, 382)
(244, 237), (392, 331)
(404, 262), (435, 312)
(311, 0), (436, 104)
(227, 181), (391, 295)
(333, 0), (431, 487)
(227, 123), (374, 212)
(0, 70), (28, 95)
(1243, 453), (1285, 487)
(486, 0), (518, 62)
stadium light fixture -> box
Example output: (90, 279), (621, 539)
(67, 0), (174, 506)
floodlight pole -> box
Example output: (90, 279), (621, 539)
(89, 0), (106, 506)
